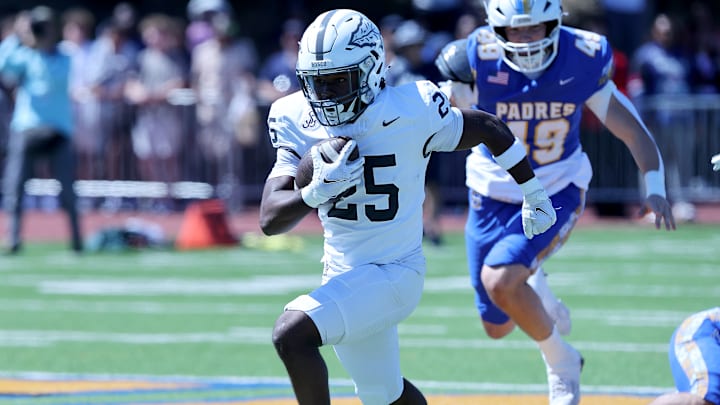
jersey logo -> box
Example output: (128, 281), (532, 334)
(487, 71), (509, 85)
(422, 133), (436, 158)
(382, 116), (400, 127)
(559, 77), (575, 86)
(302, 110), (319, 129)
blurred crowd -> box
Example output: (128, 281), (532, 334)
(0, 0), (717, 216)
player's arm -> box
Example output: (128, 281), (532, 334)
(259, 141), (362, 235)
(586, 82), (676, 230)
(457, 108), (557, 238)
(456, 108), (535, 184)
(259, 175), (313, 236)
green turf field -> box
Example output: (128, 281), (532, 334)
(0, 223), (718, 403)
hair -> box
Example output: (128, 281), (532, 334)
(29, 6), (60, 42)
(61, 7), (95, 37)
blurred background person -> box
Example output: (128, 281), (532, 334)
(601, 0), (648, 57)
(379, 14), (404, 75)
(185, 0), (230, 52)
(59, 6), (96, 182)
(685, 2), (720, 95)
(124, 13), (188, 212)
(630, 13), (695, 222)
(84, 4), (140, 212)
(256, 17), (303, 107)
(190, 1), (258, 212)
(0, 6), (82, 254)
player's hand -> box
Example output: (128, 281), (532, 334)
(637, 194), (676, 231)
(711, 153), (720, 171)
(301, 140), (364, 208)
(521, 188), (557, 239)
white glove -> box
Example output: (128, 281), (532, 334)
(301, 140), (363, 208)
(519, 177), (557, 239)
(712, 153), (720, 171)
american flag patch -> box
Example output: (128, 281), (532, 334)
(487, 71), (509, 85)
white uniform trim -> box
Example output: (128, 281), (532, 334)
(493, 138), (527, 171)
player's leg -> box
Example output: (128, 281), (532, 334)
(271, 309), (329, 404)
(50, 136), (83, 252)
(464, 190), (516, 339)
(333, 261), (425, 404)
(334, 327), (426, 405)
(479, 184), (586, 405)
(2, 131), (32, 253)
(279, 259), (425, 404)
(528, 267), (571, 335)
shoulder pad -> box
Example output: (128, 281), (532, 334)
(434, 39), (473, 84)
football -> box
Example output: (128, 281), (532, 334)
(295, 136), (360, 189)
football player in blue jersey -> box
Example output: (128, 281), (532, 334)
(260, 8), (558, 405)
(649, 307), (720, 405)
(435, 1), (676, 404)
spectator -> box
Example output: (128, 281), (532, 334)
(379, 14), (404, 73)
(0, 6), (83, 254)
(59, 6), (96, 181)
(190, 5), (258, 211)
(686, 2), (720, 94)
(256, 18), (303, 107)
(84, 12), (140, 187)
(185, 0), (230, 51)
(631, 13), (695, 222)
(125, 14), (188, 212)
(601, 0), (648, 57)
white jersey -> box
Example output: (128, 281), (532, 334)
(267, 80), (463, 271)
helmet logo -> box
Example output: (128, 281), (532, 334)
(348, 17), (381, 49)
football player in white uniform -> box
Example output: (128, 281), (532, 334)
(436, 1), (676, 404)
(259, 9), (557, 405)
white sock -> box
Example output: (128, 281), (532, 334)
(537, 326), (577, 373)
(527, 267), (559, 310)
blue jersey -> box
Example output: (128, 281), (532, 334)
(465, 26), (614, 201)
(668, 307), (720, 404)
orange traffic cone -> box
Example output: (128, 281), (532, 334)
(175, 199), (237, 250)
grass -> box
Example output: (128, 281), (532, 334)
(0, 222), (718, 403)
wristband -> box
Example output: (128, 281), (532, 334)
(518, 176), (544, 197)
(493, 138), (526, 170)
(644, 170), (666, 198)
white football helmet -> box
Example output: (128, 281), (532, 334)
(483, 0), (563, 73)
(296, 9), (386, 126)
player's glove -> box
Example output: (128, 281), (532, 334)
(301, 140), (364, 208)
(712, 153), (720, 171)
(519, 177), (557, 239)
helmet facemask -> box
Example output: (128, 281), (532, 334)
(297, 55), (377, 126)
(483, 0), (564, 74)
(495, 21), (560, 73)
